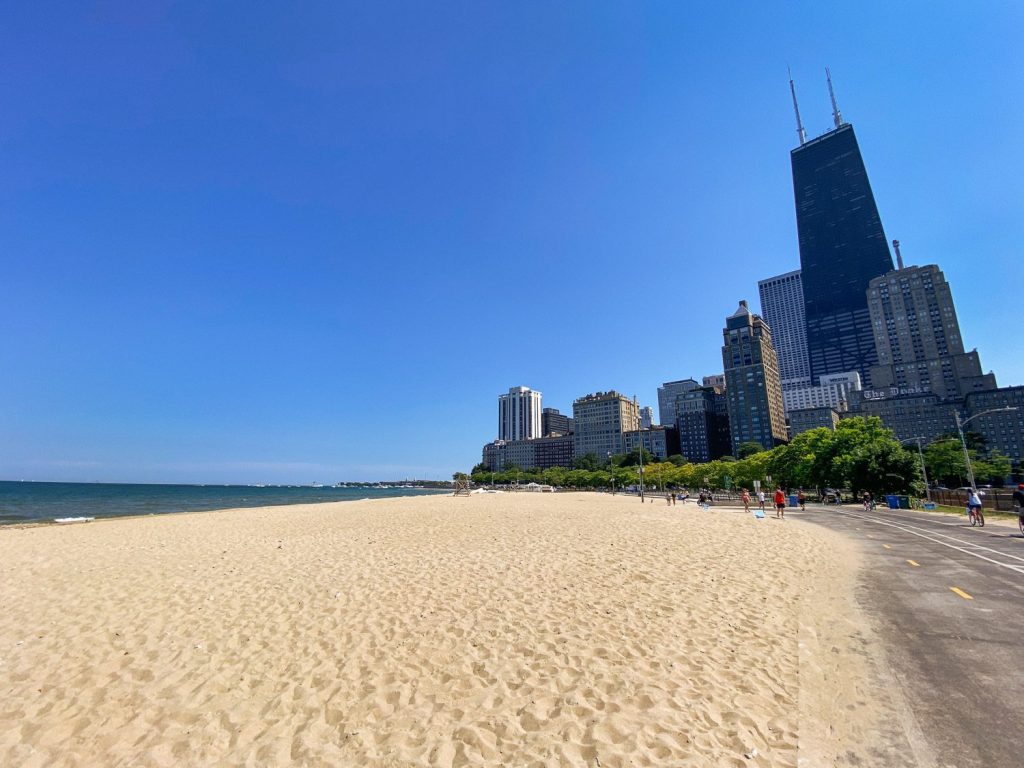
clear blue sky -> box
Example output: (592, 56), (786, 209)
(2, 2), (1021, 483)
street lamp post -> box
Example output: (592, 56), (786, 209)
(639, 440), (645, 502)
(607, 452), (614, 495)
(900, 437), (931, 502)
(953, 407), (1019, 491)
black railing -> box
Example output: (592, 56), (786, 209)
(929, 488), (1019, 512)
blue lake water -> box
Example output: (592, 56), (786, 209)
(0, 481), (448, 524)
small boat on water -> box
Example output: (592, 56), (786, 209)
(54, 517), (95, 525)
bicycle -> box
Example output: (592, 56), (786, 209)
(967, 505), (986, 527)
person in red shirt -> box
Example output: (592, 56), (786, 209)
(774, 486), (787, 519)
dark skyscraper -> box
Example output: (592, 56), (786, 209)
(721, 301), (788, 454)
(791, 122), (894, 387)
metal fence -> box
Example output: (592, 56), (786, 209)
(929, 488), (1020, 512)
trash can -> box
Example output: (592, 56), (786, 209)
(789, 494), (799, 507)
(885, 494), (900, 509)
(897, 495), (911, 509)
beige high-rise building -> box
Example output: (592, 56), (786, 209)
(866, 265), (995, 399)
(572, 391), (640, 460)
(721, 300), (787, 454)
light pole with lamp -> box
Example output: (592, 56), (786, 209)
(607, 452), (614, 495)
(900, 436), (931, 502)
(639, 440), (645, 502)
(953, 407), (1018, 491)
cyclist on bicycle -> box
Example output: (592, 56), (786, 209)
(967, 488), (983, 525)
(1014, 484), (1024, 534)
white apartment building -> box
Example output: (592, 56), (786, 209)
(782, 371), (862, 413)
(640, 406), (654, 429)
(498, 386), (542, 441)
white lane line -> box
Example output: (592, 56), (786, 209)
(840, 510), (1024, 565)
(833, 509), (1024, 576)
(877, 509), (1019, 536)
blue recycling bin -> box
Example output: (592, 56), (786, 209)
(789, 494), (799, 507)
(885, 494), (899, 509)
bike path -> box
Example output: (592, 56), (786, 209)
(790, 503), (1024, 768)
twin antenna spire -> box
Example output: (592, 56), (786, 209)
(789, 66), (846, 145)
(826, 67), (844, 128)
(788, 67), (807, 145)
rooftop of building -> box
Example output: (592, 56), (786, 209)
(790, 122), (854, 155)
(758, 268), (802, 286)
(574, 390), (628, 403)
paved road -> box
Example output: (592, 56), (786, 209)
(791, 503), (1024, 768)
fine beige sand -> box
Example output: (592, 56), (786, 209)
(0, 492), (916, 767)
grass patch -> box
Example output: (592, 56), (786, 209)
(916, 502), (1019, 521)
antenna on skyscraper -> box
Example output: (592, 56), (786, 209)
(788, 66), (807, 145)
(826, 67), (844, 128)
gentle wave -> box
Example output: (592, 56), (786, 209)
(0, 481), (448, 524)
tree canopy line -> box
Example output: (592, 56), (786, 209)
(468, 416), (1013, 497)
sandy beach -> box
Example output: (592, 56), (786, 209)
(0, 492), (915, 767)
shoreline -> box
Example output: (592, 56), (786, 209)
(0, 484), (450, 529)
(0, 492), (914, 766)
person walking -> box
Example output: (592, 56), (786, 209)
(773, 486), (786, 519)
(797, 489), (806, 511)
(757, 489), (766, 512)
(741, 488), (751, 513)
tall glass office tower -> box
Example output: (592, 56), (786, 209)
(791, 123), (894, 387)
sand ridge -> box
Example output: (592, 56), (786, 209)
(0, 492), (909, 766)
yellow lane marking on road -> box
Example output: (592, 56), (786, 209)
(950, 587), (974, 600)
(883, 544), (892, 549)
(907, 559), (920, 567)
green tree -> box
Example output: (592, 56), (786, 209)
(973, 451), (1012, 486)
(737, 441), (766, 459)
(471, 462), (488, 475)
(733, 449), (773, 490)
(617, 448), (656, 467)
(924, 439), (968, 486)
(667, 454), (688, 467)
(769, 427), (833, 490)
(845, 441), (921, 498)
(827, 417), (919, 495)
(572, 453), (602, 471)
